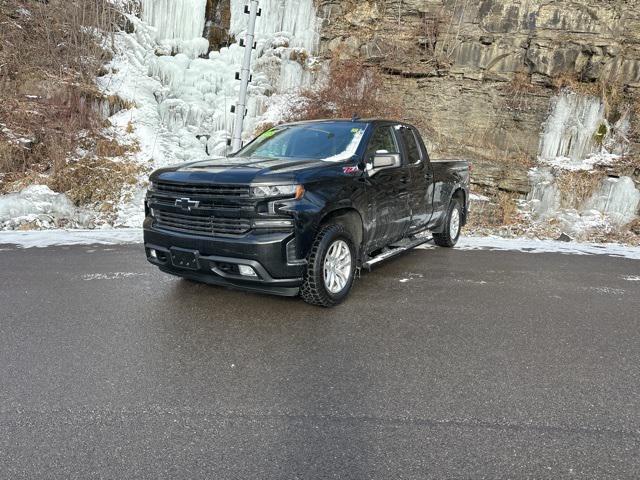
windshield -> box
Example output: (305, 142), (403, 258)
(237, 122), (368, 161)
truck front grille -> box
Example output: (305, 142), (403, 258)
(156, 181), (250, 197)
(155, 211), (251, 236)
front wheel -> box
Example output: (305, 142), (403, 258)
(301, 224), (356, 307)
(433, 199), (462, 248)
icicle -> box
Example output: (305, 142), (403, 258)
(539, 91), (605, 163)
(140, 0), (207, 41)
(527, 168), (561, 218)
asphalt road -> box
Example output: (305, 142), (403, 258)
(1, 242), (640, 479)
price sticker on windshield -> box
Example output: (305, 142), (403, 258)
(260, 128), (277, 139)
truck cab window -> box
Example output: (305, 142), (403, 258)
(397, 126), (422, 164)
(367, 126), (399, 157)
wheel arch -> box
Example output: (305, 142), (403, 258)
(319, 207), (364, 252)
(450, 187), (468, 225)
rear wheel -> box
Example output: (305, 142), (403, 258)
(433, 198), (462, 248)
(301, 224), (356, 307)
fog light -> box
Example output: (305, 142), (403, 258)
(149, 249), (158, 259)
(238, 265), (258, 277)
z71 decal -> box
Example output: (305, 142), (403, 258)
(343, 166), (359, 174)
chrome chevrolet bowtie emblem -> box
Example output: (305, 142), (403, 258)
(175, 198), (200, 211)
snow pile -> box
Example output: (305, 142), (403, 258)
(0, 185), (92, 230)
(96, 0), (320, 228)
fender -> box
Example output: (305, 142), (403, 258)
(449, 185), (469, 224)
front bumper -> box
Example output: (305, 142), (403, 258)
(144, 220), (305, 297)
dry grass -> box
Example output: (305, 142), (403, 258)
(96, 136), (139, 158)
(553, 72), (601, 97)
(628, 218), (640, 236)
(287, 59), (402, 121)
(555, 171), (605, 209)
(630, 96), (640, 144)
(466, 191), (522, 228)
(411, 9), (455, 70)
(0, 0), (121, 177)
(497, 191), (519, 224)
(503, 72), (542, 113)
(48, 157), (141, 207)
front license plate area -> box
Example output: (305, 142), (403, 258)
(170, 248), (200, 270)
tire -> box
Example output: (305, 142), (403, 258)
(301, 223), (356, 307)
(433, 198), (462, 248)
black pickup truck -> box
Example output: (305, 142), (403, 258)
(144, 119), (469, 306)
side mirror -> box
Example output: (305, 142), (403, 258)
(369, 152), (400, 176)
(373, 154), (397, 169)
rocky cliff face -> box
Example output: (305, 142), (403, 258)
(315, 0), (640, 195)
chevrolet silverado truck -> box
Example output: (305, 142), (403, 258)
(144, 119), (470, 307)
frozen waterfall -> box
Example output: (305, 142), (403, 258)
(140, 0), (207, 41)
(98, 0), (321, 226)
(538, 91), (605, 166)
(230, 0), (319, 51)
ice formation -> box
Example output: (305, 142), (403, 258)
(584, 176), (640, 225)
(539, 91), (605, 165)
(528, 168), (640, 231)
(0, 185), (92, 230)
(96, 0), (321, 227)
(140, 0), (207, 41)
(527, 168), (560, 219)
(528, 90), (640, 234)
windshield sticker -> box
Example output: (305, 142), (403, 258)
(351, 128), (362, 134)
(260, 128), (277, 139)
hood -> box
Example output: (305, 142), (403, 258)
(152, 156), (334, 185)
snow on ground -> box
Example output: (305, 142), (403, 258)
(2, 230), (639, 260)
(0, 228), (142, 248)
(453, 236), (640, 260)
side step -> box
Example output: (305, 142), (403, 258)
(362, 234), (432, 271)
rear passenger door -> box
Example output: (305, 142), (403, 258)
(395, 125), (434, 230)
(364, 125), (411, 250)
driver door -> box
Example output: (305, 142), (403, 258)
(364, 125), (411, 251)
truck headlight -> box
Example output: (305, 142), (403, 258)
(250, 185), (304, 199)
(148, 181), (157, 191)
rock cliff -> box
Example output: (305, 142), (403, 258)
(316, 0), (640, 196)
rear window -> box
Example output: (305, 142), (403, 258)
(237, 123), (368, 161)
(397, 126), (422, 164)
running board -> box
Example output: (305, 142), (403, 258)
(362, 235), (432, 271)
